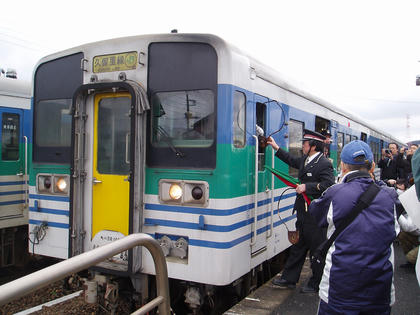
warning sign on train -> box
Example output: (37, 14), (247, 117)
(93, 51), (138, 73)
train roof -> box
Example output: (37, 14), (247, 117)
(0, 77), (31, 98)
(35, 33), (404, 145)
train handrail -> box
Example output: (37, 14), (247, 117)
(23, 135), (28, 208)
(251, 135), (258, 246)
(266, 148), (274, 238)
(0, 233), (170, 315)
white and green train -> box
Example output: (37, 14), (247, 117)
(28, 33), (403, 311)
(0, 77), (31, 267)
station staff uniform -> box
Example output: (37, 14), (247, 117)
(309, 140), (398, 315)
(273, 129), (335, 291)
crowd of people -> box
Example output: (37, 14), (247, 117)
(265, 131), (420, 315)
(378, 142), (419, 270)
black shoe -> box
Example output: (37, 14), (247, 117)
(399, 262), (414, 269)
(272, 278), (296, 289)
(300, 284), (318, 294)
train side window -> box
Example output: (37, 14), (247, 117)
(337, 132), (344, 170)
(345, 134), (351, 145)
(288, 120), (303, 178)
(351, 135), (358, 141)
(256, 102), (266, 171)
(1, 113), (20, 161)
(233, 91), (246, 148)
(361, 132), (367, 142)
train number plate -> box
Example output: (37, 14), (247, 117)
(93, 51), (138, 73)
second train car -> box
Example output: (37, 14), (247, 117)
(28, 33), (403, 311)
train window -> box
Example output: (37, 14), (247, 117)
(33, 53), (83, 164)
(151, 90), (214, 148)
(345, 134), (351, 145)
(256, 102), (266, 171)
(361, 132), (367, 142)
(35, 99), (71, 147)
(233, 91), (246, 148)
(147, 42), (217, 169)
(97, 96), (131, 174)
(370, 141), (380, 164)
(337, 132), (344, 170)
(1, 113), (20, 161)
(351, 135), (358, 141)
(288, 120), (303, 178)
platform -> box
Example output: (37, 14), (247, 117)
(225, 242), (420, 314)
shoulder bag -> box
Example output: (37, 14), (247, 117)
(311, 182), (380, 271)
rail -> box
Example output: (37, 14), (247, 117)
(0, 233), (170, 315)
(251, 135), (259, 246)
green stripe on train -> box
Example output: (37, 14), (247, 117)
(29, 144), (338, 198)
(0, 143), (32, 176)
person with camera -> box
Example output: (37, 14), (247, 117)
(378, 143), (406, 185)
(403, 144), (418, 185)
(267, 129), (335, 293)
(309, 140), (399, 315)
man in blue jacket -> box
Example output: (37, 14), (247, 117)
(309, 140), (398, 315)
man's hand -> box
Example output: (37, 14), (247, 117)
(387, 179), (396, 186)
(296, 184), (306, 194)
(266, 137), (279, 151)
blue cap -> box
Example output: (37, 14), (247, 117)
(341, 140), (373, 165)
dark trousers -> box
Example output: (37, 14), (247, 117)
(318, 300), (391, 315)
(281, 211), (326, 288)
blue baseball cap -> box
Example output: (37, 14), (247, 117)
(341, 140), (373, 165)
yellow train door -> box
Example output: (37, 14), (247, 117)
(92, 93), (131, 240)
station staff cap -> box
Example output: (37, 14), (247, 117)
(301, 129), (326, 142)
(341, 140), (373, 165)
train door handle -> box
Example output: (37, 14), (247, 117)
(93, 177), (102, 184)
(16, 172), (24, 176)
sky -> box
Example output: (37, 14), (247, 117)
(1, 0), (420, 144)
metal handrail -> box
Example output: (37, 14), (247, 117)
(23, 135), (28, 208)
(266, 148), (274, 238)
(250, 135), (259, 246)
(0, 233), (170, 315)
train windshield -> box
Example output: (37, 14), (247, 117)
(151, 90), (214, 148)
(34, 99), (72, 159)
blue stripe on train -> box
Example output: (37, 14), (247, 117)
(144, 204), (294, 231)
(0, 190), (25, 196)
(29, 219), (69, 229)
(0, 181), (25, 186)
(145, 193), (296, 216)
(174, 214), (296, 249)
(0, 199), (24, 206)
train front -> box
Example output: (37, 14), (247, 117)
(29, 34), (245, 285)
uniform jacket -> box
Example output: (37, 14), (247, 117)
(275, 149), (335, 220)
(309, 171), (398, 308)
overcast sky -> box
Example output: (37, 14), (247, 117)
(1, 0), (420, 144)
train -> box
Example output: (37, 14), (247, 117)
(28, 33), (404, 312)
(0, 77), (31, 267)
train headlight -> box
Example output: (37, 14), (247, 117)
(159, 180), (209, 206)
(169, 184), (183, 200)
(38, 175), (52, 192)
(54, 176), (69, 194)
(37, 174), (70, 195)
(191, 186), (203, 200)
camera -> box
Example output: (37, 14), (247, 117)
(385, 149), (391, 154)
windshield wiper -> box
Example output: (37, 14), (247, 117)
(155, 126), (185, 158)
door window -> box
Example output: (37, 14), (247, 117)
(288, 120), (303, 177)
(97, 96), (131, 174)
(233, 91), (246, 148)
(2, 113), (20, 161)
